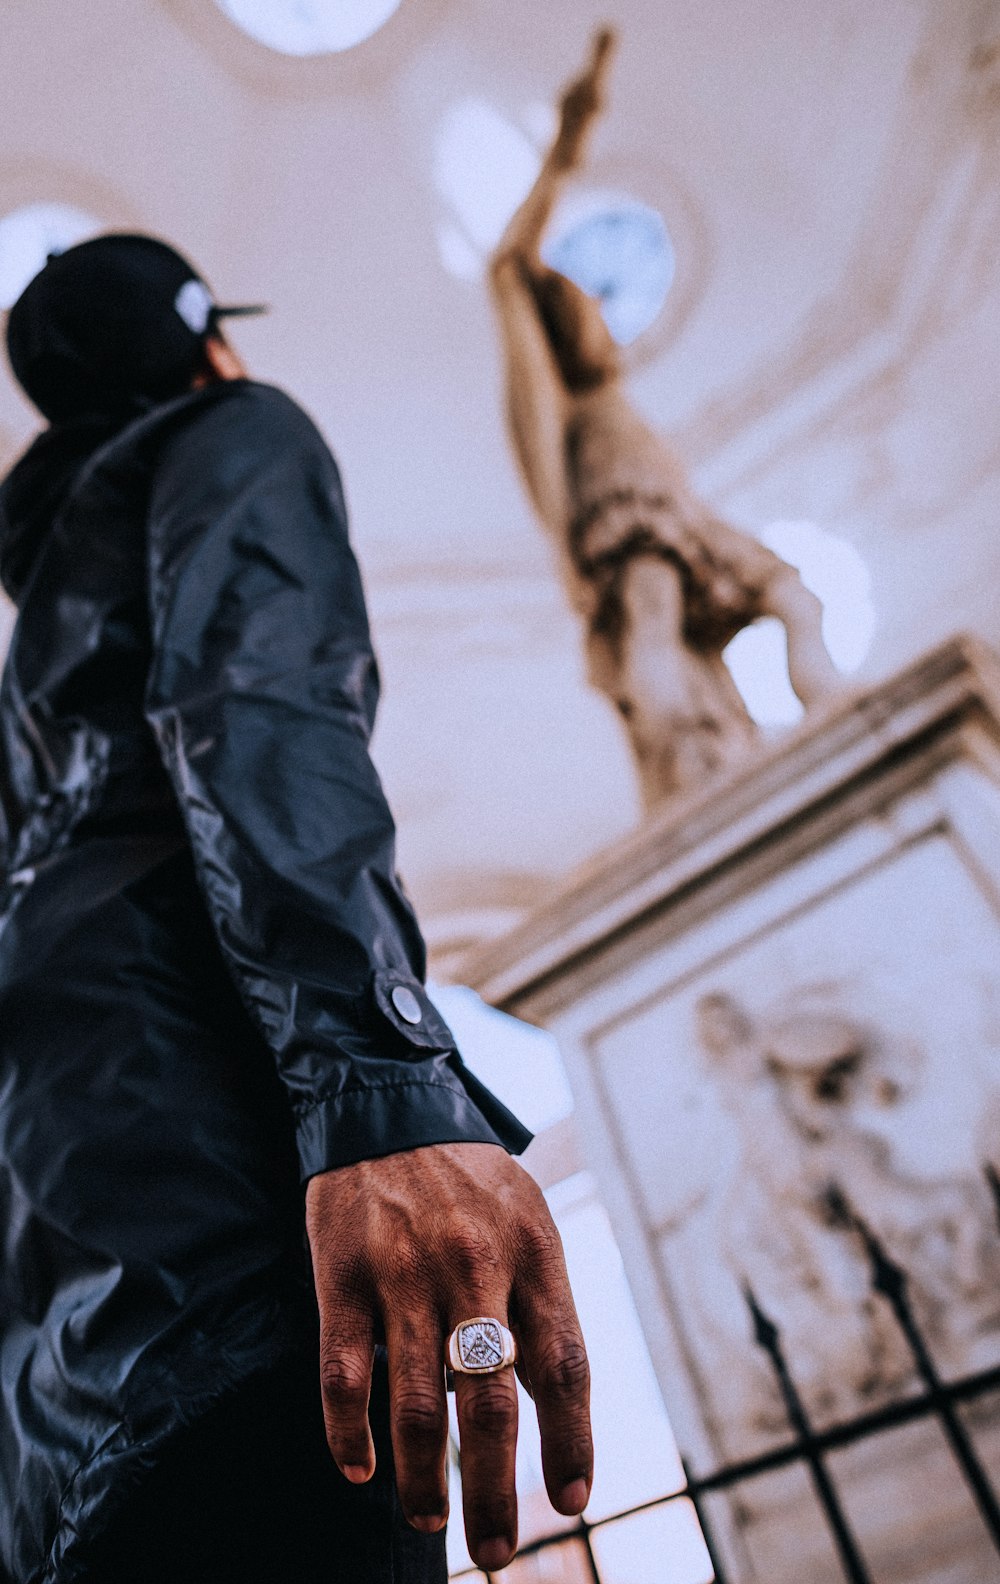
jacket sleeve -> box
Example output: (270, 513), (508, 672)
(143, 382), (532, 1179)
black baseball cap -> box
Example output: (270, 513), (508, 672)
(4, 233), (267, 424)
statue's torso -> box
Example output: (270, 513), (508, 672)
(564, 381), (692, 512)
(560, 381), (783, 647)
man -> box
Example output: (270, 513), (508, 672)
(488, 30), (841, 806)
(0, 235), (592, 1583)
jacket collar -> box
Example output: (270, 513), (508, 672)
(0, 416), (123, 603)
(0, 386), (232, 605)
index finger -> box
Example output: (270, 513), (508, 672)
(316, 1278), (377, 1482)
(514, 1241), (593, 1515)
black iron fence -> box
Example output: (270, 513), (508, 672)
(461, 1168), (1000, 1584)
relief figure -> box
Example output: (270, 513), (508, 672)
(676, 989), (1000, 1441)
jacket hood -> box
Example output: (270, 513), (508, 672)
(0, 416), (123, 603)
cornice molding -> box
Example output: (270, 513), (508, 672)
(459, 634), (1000, 1011)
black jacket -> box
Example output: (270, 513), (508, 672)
(0, 381), (529, 1581)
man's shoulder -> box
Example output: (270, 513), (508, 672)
(144, 381), (347, 548)
(161, 379), (329, 457)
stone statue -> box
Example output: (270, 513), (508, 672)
(688, 988), (1000, 1436)
(488, 30), (842, 809)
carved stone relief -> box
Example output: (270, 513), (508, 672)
(689, 982), (1000, 1439)
(591, 834), (1000, 1461)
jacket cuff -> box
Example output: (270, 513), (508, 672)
(293, 1059), (534, 1180)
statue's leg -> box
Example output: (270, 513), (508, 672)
(760, 566), (842, 706)
(594, 554), (755, 807)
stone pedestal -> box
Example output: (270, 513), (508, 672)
(463, 635), (1000, 1584)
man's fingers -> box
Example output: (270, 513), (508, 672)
(386, 1309), (451, 1533)
(514, 1239), (593, 1515)
(453, 1319), (520, 1572)
(514, 1346), (534, 1400)
(305, 1146), (592, 1572)
(317, 1300), (377, 1481)
(526, 1321), (592, 1512)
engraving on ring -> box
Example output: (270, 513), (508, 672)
(458, 1320), (504, 1370)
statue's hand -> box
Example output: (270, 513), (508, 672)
(553, 27), (617, 169)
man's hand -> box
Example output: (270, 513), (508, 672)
(305, 1141), (593, 1573)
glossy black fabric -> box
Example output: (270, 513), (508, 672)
(84, 1351), (445, 1584)
(0, 381), (529, 1582)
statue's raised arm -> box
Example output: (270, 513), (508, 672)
(488, 28), (620, 534)
(487, 29), (843, 809)
(495, 26), (617, 264)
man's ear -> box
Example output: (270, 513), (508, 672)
(201, 333), (247, 383)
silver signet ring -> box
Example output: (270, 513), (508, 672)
(447, 1317), (517, 1376)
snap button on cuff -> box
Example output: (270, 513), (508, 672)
(372, 971), (455, 1050)
(391, 985), (423, 1025)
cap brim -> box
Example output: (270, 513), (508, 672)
(213, 303), (270, 319)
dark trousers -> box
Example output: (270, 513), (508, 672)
(84, 1351), (447, 1584)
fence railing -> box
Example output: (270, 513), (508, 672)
(458, 1165), (1000, 1583)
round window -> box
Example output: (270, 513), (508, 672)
(543, 200), (675, 346)
(212, 0), (403, 55)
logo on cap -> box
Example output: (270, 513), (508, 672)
(174, 279), (214, 335)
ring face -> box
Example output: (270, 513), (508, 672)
(448, 1317), (516, 1375)
(458, 1319), (504, 1370)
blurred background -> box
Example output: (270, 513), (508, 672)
(3, 2), (1000, 1580)
(6, 0), (999, 970)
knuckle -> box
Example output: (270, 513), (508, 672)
(322, 1250), (368, 1298)
(383, 1237), (424, 1294)
(319, 1352), (369, 1408)
(464, 1383), (518, 1437)
(517, 1214), (561, 1268)
(394, 1389), (445, 1445)
(536, 1339), (591, 1401)
(447, 1224), (495, 1283)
